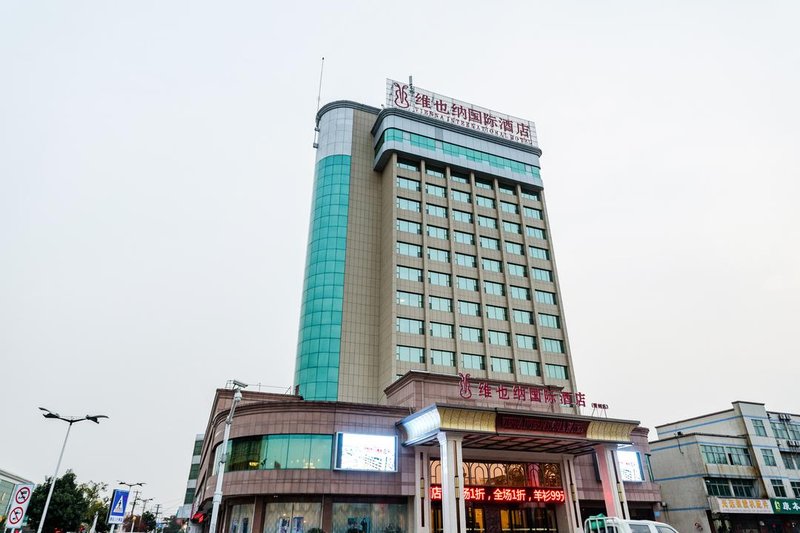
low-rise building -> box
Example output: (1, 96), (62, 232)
(650, 401), (800, 533)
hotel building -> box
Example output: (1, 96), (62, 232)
(188, 80), (662, 533)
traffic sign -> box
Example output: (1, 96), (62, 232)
(5, 484), (35, 530)
(107, 489), (130, 525)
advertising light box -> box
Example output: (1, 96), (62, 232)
(334, 433), (397, 472)
(617, 450), (644, 482)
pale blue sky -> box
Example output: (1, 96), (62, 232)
(1, 1), (798, 510)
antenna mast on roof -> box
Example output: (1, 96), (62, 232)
(313, 57), (325, 149)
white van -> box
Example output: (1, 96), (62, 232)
(584, 515), (680, 533)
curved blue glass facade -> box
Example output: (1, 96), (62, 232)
(295, 154), (351, 401)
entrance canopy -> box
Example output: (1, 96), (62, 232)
(398, 404), (639, 455)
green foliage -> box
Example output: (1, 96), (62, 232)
(161, 515), (183, 533)
(27, 471), (89, 533)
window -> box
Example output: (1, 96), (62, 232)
(701, 445), (728, 465)
(455, 253), (477, 268)
(397, 219), (421, 234)
(450, 171), (468, 184)
(184, 488), (196, 504)
(521, 190), (540, 201)
(488, 330), (510, 346)
(727, 447), (752, 466)
(451, 190), (471, 203)
(526, 226), (546, 240)
(499, 184), (516, 196)
(502, 221), (521, 234)
(396, 345), (424, 363)
(771, 422), (790, 439)
(533, 268), (553, 282)
(396, 242), (422, 257)
(791, 481), (800, 498)
(462, 353), (485, 370)
(476, 196), (495, 209)
(397, 266), (422, 282)
(524, 207), (543, 220)
(513, 309), (534, 324)
(730, 479), (756, 498)
(505, 242), (523, 255)
(541, 338), (564, 352)
(539, 314), (560, 329)
(772, 479), (787, 498)
(517, 334), (536, 350)
(475, 178), (493, 190)
(762, 449), (777, 466)
(545, 364), (569, 380)
(535, 290), (557, 305)
(480, 236), (500, 250)
(482, 258), (502, 273)
(519, 360), (540, 376)
(429, 295), (452, 312)
(484, 281), (505, 296)
(396, 176), (420, 191)
(529, 246), (550, 260)
(485, 305), (508, 321)
(790, 424), (800, 440)
(478, 216), (497, 229)
(397, 197), (421, 212)
(188, 463), (200, 480)
(457, 276), (478, 291)
(431, 349), (455, 366)
(396, 290), (422, 307)
(426, 166), (445, 178)
(427, 225), (448, 240)
(510, 286), (530, 300)
(507, 263), (527, 277)
(397, 318), (423, 334)
(782, 452), (797, 469)
(397, 159), (419, 172)
(491, 357), (512, 373)
(426, 183), (446, 197)
(428, 271), (451, 287)
(500, 201), (519, 214)
(453, 210), (473, 224)
(705, 478), (732, 497)
(460, 326), (483, 343)
(454, 231), (474, 245)
(426, 204), (447, 218)
(430, 322), (454, 338)
(459, 301), (480, 316)
(428, 248), (450, 263)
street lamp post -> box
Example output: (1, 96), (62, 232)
(36, 408), (108, 533)
(207, 381), (247, 533)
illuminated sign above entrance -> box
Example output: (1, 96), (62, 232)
(386, 79), (538, 148)
(430, 486), (566, 504)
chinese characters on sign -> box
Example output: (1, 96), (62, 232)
(714, 498), (773, 514)
(771, 499), (800, 514)
(429, 485), (566, 504)
(496, 414), (589, 436)
(457, 373), (595, 410)
(386, 79), (538, 148)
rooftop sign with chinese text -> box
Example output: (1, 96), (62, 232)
(386, 79), (538, 148)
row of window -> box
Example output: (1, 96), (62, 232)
(396, 261), (554, 286)
(396, 266), (558, 304)
(396, 241), (549, 264)
(701, 445), (752, 466)
(404, 162), (540, 202)
(396, 290), (560, 327)
(397, 176), (542, 219)
(396, 317), (564, 352)
(395, 345), (568, 378)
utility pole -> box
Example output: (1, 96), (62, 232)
(128, 491), (141, 533)
(152, 504), (161, 533)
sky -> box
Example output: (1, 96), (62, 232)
(1, 0), (799, 513)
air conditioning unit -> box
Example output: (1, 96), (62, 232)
(778, 413), (792, 421)
(787, 440), (800, 448)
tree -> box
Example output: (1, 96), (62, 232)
(161, 516), (183, 533)
(27, 471), (89, 533)
(82, 481), (110, 533)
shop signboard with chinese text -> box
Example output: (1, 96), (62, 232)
(457, 373), (593, 410)
(386, 79), (538, 148)
(710, 497), (773, 514)
(771, 499), (800, 514)
(430, 485), (565, 504)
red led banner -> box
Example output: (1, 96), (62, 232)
(429, 485), (566, 504)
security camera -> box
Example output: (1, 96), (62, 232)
(231, 379), (248, 389)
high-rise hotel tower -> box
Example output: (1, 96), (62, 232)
(296, 80), (577, 406)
